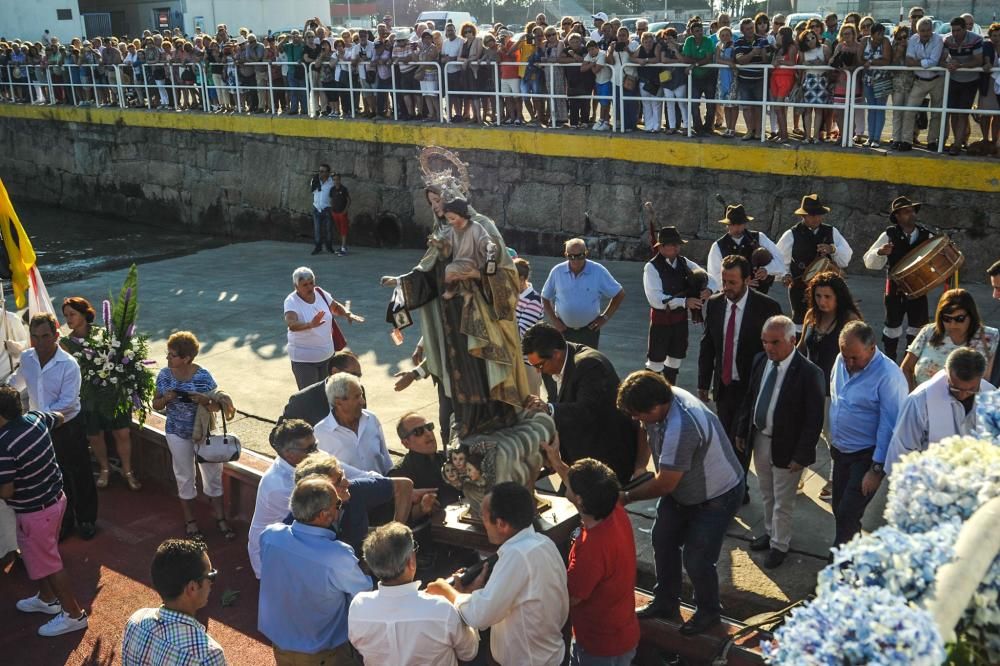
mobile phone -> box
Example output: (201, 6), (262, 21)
(174, 390), (193, 403)
(623, 471), (654, 491)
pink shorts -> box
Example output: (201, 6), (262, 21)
(15, 494), (66, 580)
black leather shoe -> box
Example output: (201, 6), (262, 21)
(310, 246), (322, 255)
(679, 613), (721, 635)
(636, 601), (682, 622)
(749, 534), (771, 551)
(78, 522), (97, 540)
(764, 549), (787, 569)
(898, 142), (913, 152)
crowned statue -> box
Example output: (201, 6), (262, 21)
(382, 147), (553, 517)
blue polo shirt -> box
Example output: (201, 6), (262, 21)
(829, 349), (908, 464)
(0, 412), (63, 513)
(258, 521), (372, 653)
(280, 475), (394, 554)
(540, 260), (623, 330)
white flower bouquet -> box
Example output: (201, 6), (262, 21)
(69, 265), (156, 425)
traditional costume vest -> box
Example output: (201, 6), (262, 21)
(649, 254), (692, 326)
(789, 223), (834, 279)
(715, 231), (761, 264)
(884, 223), (933, 296)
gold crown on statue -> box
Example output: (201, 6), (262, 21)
(418, 146), (471, 199)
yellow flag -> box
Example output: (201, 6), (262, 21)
(0, 178), (37, 308)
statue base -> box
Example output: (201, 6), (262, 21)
(457, 495), (553, 526)
(431, 494), (580, 554)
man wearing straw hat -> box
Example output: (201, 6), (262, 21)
(706, 204), (786, 295)
(643, 227), (715, 385)
(776, 194), (853, 332)
(862, 196), (934, 364)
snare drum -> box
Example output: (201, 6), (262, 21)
(890, 235), (964, 299)
(802, 256), (840, 285)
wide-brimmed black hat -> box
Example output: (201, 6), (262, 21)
(720, 204), (754, 226)
(794, 194), (831, 216)
(654, 226), (686, 247)
(889, 196), (922, 214)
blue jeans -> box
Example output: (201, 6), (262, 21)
(312, 207), (332, 246)
(651, 481), (743, 616)
(571, 641), (637, 666)
(286, 71), (306, 114)
(864, 83), (887, 143)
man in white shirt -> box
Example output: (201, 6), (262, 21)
(248, 420), (319, 578)
(590, 12), (608, 42)
(350, 522), (479, 665)
(885, 348), (992, 473)
(9, 314), (96, 540)
(441, 23), (465, 120)
(310, 164), (335, 254)
(314, 372), (392, 476)
(427, 482), (569, 666)
(900, 17), (945, 150)
(706, 204), (786, 295)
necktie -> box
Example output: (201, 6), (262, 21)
(721, 303), (738, 385)
(754, 361), (781, 431)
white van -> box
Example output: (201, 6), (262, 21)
(416, 11), (478, 31)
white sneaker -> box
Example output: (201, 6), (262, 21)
(16, 594), (63, 615)
(591, 121), (603, 131)
(38, 611), (88, 637)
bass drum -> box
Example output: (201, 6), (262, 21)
(890, 235), (964, 299)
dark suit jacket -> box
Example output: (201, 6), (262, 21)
(280, 380), (330, 427)
(698, 289), (782, 395)
(734, 350), (825, 468)
(542, 343), (637, 483)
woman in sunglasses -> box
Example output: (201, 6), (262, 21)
(901, 289), (998, 390)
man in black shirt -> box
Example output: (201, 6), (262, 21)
(733, 18), (769, 140)
(330, 173), (352, 256)
(390, 413), (457, 515)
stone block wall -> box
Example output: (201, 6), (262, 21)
(1, 115), (997, 277)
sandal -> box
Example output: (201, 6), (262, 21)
(217, 519), (237, 541)
(185, 520), (204, 541)
(124, 471), (142, 492)
(96, 469), (110, 489)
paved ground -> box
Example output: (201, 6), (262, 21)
(48, 240), (999, 619)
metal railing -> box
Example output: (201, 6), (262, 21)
(3, 60), (997, 154)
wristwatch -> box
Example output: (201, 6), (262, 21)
(870, 462), (885, 476)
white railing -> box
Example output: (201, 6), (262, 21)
(2, 59), (996, 154)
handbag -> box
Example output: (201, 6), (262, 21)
(622, 74), (638, 91)
(316, 287), (349, 351)
(658, 69), (672, 83)
(195, 408), (241, 464)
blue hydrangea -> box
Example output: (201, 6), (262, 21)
(977, 389), (1000, 446)
(818, 523), (959, 605)
(761, 586), (945, 665)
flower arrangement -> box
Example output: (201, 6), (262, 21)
(764, 423), (1000, 665)
(69, 265), (156, 425)
(761, 586), (945, 665)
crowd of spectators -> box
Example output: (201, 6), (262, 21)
(2, 8), (998, 153)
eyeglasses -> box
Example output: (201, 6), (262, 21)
(289, 442), (319, 454)
(411, 541), (421, 554)
(566, 252), (586, 260)
(530, 357), (549, 370)
(199, 569), (218, 582)
(942, 314), (968, 324)
(948, 383), (980, 398)
(403, 422), (435, 439)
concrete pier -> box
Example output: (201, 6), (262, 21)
(47, 241), (1000, 618)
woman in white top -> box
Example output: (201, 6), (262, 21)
(284, 266), (363, 389)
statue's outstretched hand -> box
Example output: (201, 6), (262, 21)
(380, 275), (398, 287)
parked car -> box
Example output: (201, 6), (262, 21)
(416, 11), (478, 31)
(786, 12), (822, 27)
(619, 16), (651, 32)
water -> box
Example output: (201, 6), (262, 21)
(15, 202), (226, 286)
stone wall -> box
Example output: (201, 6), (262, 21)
(1, 114), (997, 277)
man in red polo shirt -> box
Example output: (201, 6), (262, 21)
(541, 436), (640, 664)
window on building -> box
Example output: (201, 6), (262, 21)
(57, 9), (73, 20)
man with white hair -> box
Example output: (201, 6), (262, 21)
(314, 372), (393, 476)
(885, 347), (993, 473)
(733, 316), (825, 568)
(349, 523), (479, 664)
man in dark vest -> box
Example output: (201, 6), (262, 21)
(643, 227), (715, 385)
(706, 204), (786, 295)
(776, 194), (853, 332)
(862, 196), (934, 363)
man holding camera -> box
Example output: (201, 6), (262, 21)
(310, 164), (335, 255)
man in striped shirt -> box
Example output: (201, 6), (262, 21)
(122, 538), (227, 665)
(515, 257), (545, 395)
(0, 386), (89, 637)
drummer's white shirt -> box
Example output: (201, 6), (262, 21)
(863, 228), (921, 271)
(776, 225), (853, 271)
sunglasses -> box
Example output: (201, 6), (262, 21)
(566, 252), (586, 260)
(289, 442), (319, 454)
(403, 422), (435, 438)
(530, 357), (549, 370)
(200, 569), (218, 582)
(942, 314), (968, 324)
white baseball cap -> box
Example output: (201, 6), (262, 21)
(592, 12), (609, 22)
